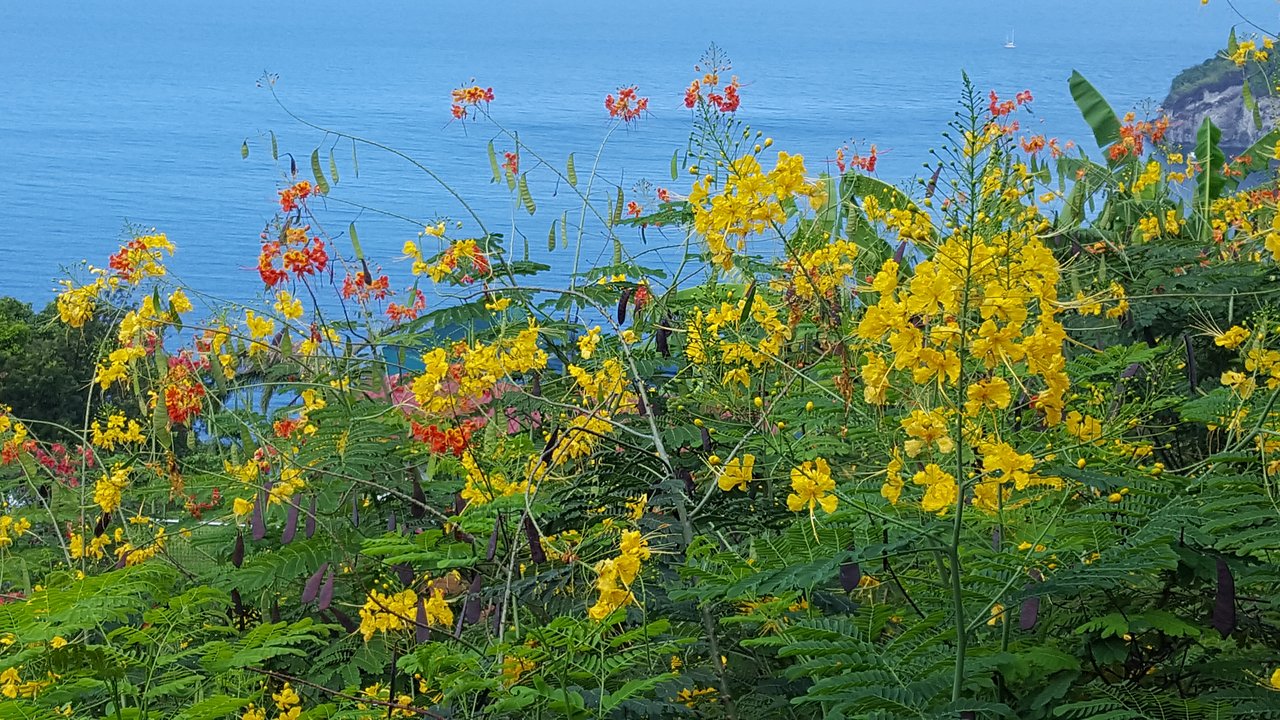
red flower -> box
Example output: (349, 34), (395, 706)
(411, 421), (473, 457)
(502, 151), (519, 175)
(605, 85), (649, 123)
(342, 272), (390, 301)
(258, 227), (328, 287)
(387, 289), (427, 323)
(656, 188), (671, 203)
(626, 201), (642, 218)
(683, 80), (701, 108)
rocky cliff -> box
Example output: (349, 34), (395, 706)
(1162, 54), (1278, 151)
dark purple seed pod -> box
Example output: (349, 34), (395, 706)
(1020, 595), (1040, 630)
(636, 394), (648, 417)
(839, 561), (862, 593)
(1183, 334), (1198, 391)
(302, 562), (329, 604)
(231, 531), (245, 568)
(281, 499), (299, 545)
(530, 373), (542, 398)
(94, 512), (110, 537)
(925, 165), (942, 198)
(540, 428), (560, 466)
(991, 527), (1002, 552)
(492, 600), (504, 634)
(679, 468), (695, 495)
(454, 493), (466, 515)
(656, 322), (670, 357)
(463, 574), (482, 624)
(270, 600), (280, 623)
(410, 472), (426, 519)
(1028, 568), (1044, 583)
(317, 568), (335, 611)
(617, 288), (632, 324)
(395, 563), (414, 587)
(114, 550), (129, 569)
(330, 607), (358, 634)
(486, 517), (500, 562)
(251, 495), (267, 541)
(1122, 362), (1142, 379)
(700, 426), (712, 453)
(893, 241), (907, 264)
(387, 510), (397, 533)
(351, 496), (360, 528)
(524, 515), (546, 564)
(305, 496), (317, 539)
(415, 596), (431, 643)
(1212, 557), (1236, 638)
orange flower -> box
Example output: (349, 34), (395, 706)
(605, 85), (649, 123)
(278, 180), (313, 213)
(450, 84), (495, 120)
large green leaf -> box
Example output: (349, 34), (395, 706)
(1068, 70), (1122, 151)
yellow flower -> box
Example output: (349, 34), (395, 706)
(717, 454), (755, 492)
(912, 463), (958, 515)
(168, 289), (193, 315)
(964, 377), (1012, 416)
(787, 457), (838, 514)
(578, 326), (602, 359)
(232, 497), (254, 517)
(1214, 325), (1250, 350)
(274, 290), (304, 320)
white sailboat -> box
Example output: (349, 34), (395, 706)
(1004, 30), (1017, 49)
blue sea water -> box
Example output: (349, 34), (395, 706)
(1, 0), (1275, 309)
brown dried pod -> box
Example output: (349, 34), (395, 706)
(1020, 595), (1040, 631)
(486, 515), (500, 562)
(302, 562), (329, 604)
(394, 563), (414, 587)
(317, 568), (335, 611)
(1212, 557), (1236, 638)
(281, 499), (300, 545)
(617, 288), (632, 324)
(415, 596), (431, 644)
(330, 607), (358, 634)
(524, 515), (546, 564)
(305, 495), (317, 539)
(251, 495), (267, 541)
(410, 472), (426, 519)
(839, 560), (862, 593)
(463, 574), (483, 625)
(231, 531), (245, 568)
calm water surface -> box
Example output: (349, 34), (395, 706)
(1, 0), (1275, 307)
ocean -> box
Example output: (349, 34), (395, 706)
(1, 0), (1275, 309)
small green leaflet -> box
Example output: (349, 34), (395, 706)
(310, 149), (330, 194)
(240, 140), (249, 159)
(488, 141), (500, 183)
(519, 174), (536, 215)
(567, 153), (578, 187)
(670, 149), (679, 181)
(270, 131), (278, 160)
(328, 149), (340, 185)
(348, 223), (365, 261)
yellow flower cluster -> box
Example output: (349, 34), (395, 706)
(94, 464), (132, 515)
(358, 586), (452, 641)
(589, 529), (651, 621)
(0, 667), (55, 700)
(685, 294), (792, 387)
(0, 515), (31, 548)
(411, 322), (546, 414)
(90, 413), (146, 451)
(688, 152), (824, 270)
(460, 450), (532, 506)
(778, 239), (859, 301)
